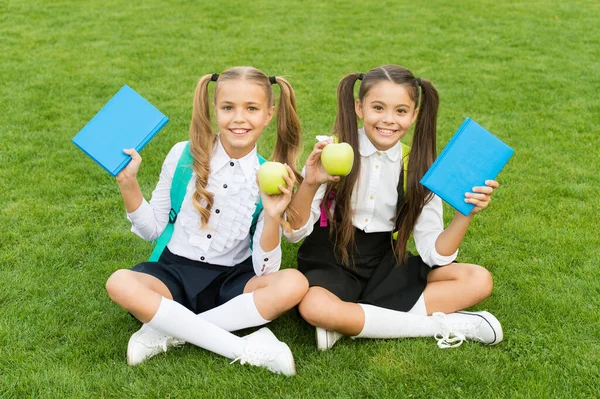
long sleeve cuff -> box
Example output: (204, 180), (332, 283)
(126, 199), (161, 241)
(252, 244), (282, 276)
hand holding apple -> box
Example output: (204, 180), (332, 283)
(258, 161), (289, 195)
(320, 142), (354, 176)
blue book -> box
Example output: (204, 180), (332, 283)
(72, 85), (169, 176)
(420, 118), (514, 216)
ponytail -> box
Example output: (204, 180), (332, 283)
(270, 76), (304, 231)
(394, 77), (439, 263)
(326, 73), (364, 266)
(190, 74), (218, 227)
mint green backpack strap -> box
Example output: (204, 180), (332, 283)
(149, 142), (194, 261)
(249, 154), (267, 250)
(401, 142), (410, 193)
(393, 143), (411, 241)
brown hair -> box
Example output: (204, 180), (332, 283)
(188, 66), (303, 228)
(326, 64), (439, 265)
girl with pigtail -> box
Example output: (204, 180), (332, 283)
(106, 66), (307, 376)
(286, 64), (503, 351)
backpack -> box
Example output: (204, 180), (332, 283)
(149, 142), (267, 261)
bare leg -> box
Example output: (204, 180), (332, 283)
(298, 287), (364, 336)
(106, 269), (172, 322)
(244, 269), (309, 320)
(423, 263), (493, 315)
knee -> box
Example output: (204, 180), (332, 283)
(298, 288), (333, 327)
(105, 269), (135, 305)
(470, 266), (494, 300)
(274, 269), (309, 303)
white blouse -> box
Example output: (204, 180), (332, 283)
(127, 139), (281, 276)
(285, 128), (458, 267)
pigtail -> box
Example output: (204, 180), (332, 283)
(394, 77), (439, 263)
(269, 76), (303, 232)
(327, 73), (363, 266)
(270, 76), (302, 183)
(190, 74), (218, 227)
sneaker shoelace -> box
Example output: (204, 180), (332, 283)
(230, 348), (277, 367)
(433, 312), (483, 349)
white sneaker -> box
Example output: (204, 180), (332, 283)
(232, 327), (296, 376)
(126, 324), (186, 366)
(433, 311), (503, 349)
(316, 327), (343, 351)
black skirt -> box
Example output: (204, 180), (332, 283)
(297, 222), (432, 312)
(132, 248), (255, 314)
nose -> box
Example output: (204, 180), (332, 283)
(233, 108), (245, 123)
(382, 110), (394, 124)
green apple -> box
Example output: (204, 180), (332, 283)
(321, 142), (354, 176)
(257, 161), (288, 195)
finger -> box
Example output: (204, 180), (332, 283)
(471, 186), (494, 195)
(485, 180), (500, 188)
(283, 164), (296, 186)
(278, 185), (291, 196)
(329, 176), (341, 183)
(124, 148), (142, 162)
(314, 139), (332, 151)
(465, 193), (490, 202)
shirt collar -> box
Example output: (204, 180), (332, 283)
(358, 127), (402, 162)
(210, 137), (259, 179)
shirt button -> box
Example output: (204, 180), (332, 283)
(365, 218), (369, 223)
(264, 258), (269, 262)
(377, 152), (381, 156)
(223, 184), (228, 188)
(230, 161), (234, 166)
(375, 164), (379, 169)
(200, 256), (205, 261)
(215, 209), (220, 214)
(207, 234), (212, 239)
(370, 195), (374, 200)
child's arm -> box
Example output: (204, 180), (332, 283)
(116, 148), (144, 212)
(116, 143), (184, 241)
(285, 139), (339, 242)
(414, 180), (499, 266)
(251, 165), (296, 276)
(435, 180), (499, 255)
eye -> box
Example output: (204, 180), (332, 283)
(373, 105), (383, 111)
(248, 106), (258, 111)
(397, 109), (407, 114)
(222, 105), (233, 111)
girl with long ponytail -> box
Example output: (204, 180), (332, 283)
(287, 65), (504, 351)
(106, 66), (307, 376)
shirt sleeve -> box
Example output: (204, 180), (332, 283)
(251, 210), (282, 276)
(413, 194), (459, 267)
(126, 142), (186, 241)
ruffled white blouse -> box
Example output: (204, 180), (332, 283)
(127, 139), (281, 276)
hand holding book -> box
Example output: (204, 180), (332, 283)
(420, 118), (514, 216)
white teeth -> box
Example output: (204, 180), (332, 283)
(231, 129), (249, 134)
(376, 127), (396, 135)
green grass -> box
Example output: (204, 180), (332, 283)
(1, 0), (599, 397)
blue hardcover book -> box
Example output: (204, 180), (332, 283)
(420, 118), (514, 216)
(72, 85), (169, 176)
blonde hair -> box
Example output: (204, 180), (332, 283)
(189, 66), (303, 228)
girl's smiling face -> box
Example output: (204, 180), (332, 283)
(214, 79), (274, 159)
(355, 80), (418, 151)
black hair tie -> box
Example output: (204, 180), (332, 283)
(416, 77), (422, 87)
(358, 73), (364, 81)
(269, 76), (277, 85)
(211, 73), (219, 82)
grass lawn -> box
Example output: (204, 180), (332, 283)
(1, 0), (599, 397)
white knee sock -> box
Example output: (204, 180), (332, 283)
(148, 297), (246, 359)
(354, 303), (439, 339)
(197, 293), (270, 332)
(407, 294), (428, 316)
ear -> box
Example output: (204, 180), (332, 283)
(410, 107), (419, 125)
(355, 99), (364, 119)
(264, 105), (275, 126)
